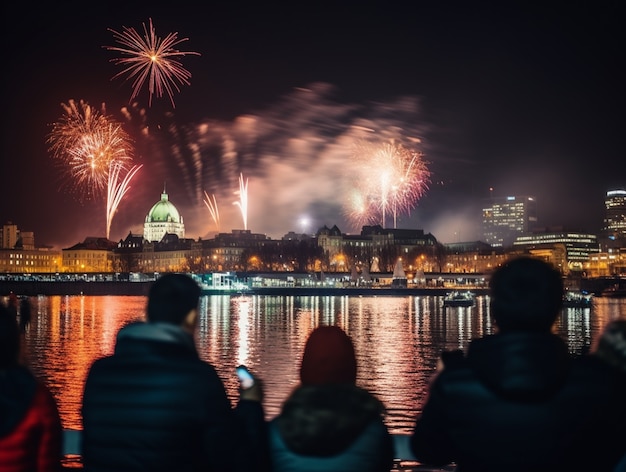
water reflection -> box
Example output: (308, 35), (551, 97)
(18, 294), (625, 435)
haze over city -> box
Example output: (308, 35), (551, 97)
(2, 2), (623, 249)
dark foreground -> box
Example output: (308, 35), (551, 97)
(61, 430), (456, 471)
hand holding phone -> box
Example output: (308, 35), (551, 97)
(236, 365), (255, 389)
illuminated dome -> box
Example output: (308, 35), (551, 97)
(143, 190), (185, 242)
(146, 192), (181, 223)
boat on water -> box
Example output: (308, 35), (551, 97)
(443, 290), (475, 307)
(562, 290), (593, 308)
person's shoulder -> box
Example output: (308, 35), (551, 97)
(31, 381), (62, 423)
(441, 349), (466, 369)
(570, 353), (626, 391)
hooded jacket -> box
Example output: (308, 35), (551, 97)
(410, 331), (626, 472)
(81, 321), (268, 472)
(0, 366), (63, 471)
(269, 384), (394, 472)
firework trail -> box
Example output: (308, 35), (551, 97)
(106, 18), (200, 108)
(234, 173), (249, 230)
(107, 163), (143, 239)
(203, 191), (220, 233)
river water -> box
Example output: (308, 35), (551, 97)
(16, 293), (626, 435)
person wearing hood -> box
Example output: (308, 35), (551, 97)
(81, 273), (270, 471)
(0, 301), (63, 471)
(268, 325), (394, 472)
(410, 256), (625, 472)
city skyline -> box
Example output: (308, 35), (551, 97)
(2, 2), (623, 248)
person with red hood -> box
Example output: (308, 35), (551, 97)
(0, 301), (63, 471)
(268, 325), (394, 471)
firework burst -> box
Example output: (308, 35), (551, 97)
(347, 140), (430, 228)
(47, 99), (139, 238)
(47, 100), (134, 199)
(106, 18), (200, 107)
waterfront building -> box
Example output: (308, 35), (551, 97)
(585, 248), (626, 277)
(143, 189), (185, 242)
(316, 225), (344, 266)
(200, 229), (271, 272)
(443, 241), (507, 274)
(512, 230), (600, 275)
(482, 195), (538, 248)
(0, 222), (61, 273)
(318, 225), (439, 274)
(0, 246), (61, 274)
(139, 236), (201, 273)
(112, 232), (202, 273)
(62, 237), (117, 273)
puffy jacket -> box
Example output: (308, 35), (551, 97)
(0, 366), (63, 472)
(81, 321), (269, 472)
(269, 384), (394, 472)
(410, 332), (626, 472)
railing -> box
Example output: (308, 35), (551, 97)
(62, 430), (457, 471)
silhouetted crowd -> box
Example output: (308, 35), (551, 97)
(2, 258), (625, 471)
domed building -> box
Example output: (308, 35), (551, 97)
(143, 188), (185, 242)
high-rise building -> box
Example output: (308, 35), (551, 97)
(482, 195), (538, 247)
(602, 189), (626, 241)
(1, 222), (19, 249)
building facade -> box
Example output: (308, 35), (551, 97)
(62, 237), (118, 273)
(513, 231), (600, 274)
(602, 189), (626, 241)
(482, 195), (538, 247)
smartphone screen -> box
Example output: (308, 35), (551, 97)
(236, 365), (255, 389)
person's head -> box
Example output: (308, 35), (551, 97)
(594, 320), (626, 374)
(489, 257), (563, 333)
(0, 302), (20, 368)
(300, 325), (357, 386)
(147, 273), (201, 328)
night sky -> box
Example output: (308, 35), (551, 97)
(2, 2), (623, 249)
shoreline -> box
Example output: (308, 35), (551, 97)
(0, 280), (490, 297)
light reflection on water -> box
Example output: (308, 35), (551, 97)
(19, 294), (626, 435)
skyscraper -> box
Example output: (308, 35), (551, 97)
(602, 189), (626, 241)
(482, 195), (538, 247)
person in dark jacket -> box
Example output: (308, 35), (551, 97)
(0, 301), (63, 471)
(81, 273), (270, 472)
(268, 325), (394, 472)
(410, 256), (626, 472)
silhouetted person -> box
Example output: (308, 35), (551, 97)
(588, 319), (626, 472)
(410, 256), (626, 472)
(0, 302), (63, 471)
(19, 296), (31, 330)
(268, 325), (394, 471)
(6, 292), (18, 320)
(81, 273), (270, 472)
(594, 319), (626, 375)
